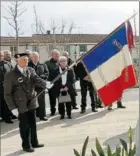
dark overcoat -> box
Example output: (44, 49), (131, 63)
(0, 60), (12, 84)
(4, 66), (46, 113)
(28, 61), (49, 80)
(49, 67), (77, 98)
(44, 58), (59, 81)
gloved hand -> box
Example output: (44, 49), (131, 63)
(12, 109), (18, 116)
(46, 81), (54, 89)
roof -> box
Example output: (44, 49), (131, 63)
(0, 34), (139, 46)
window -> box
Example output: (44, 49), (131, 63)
(79, 45), (87, 52)
(32, 45), (39, 52)
(10, 46), (17, 56)
(56, 46), (64, 52)
(66, 46), (70, 53)
(133, 58), (137, 64)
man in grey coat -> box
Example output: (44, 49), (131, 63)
(4, 53), (47, 153)
(0, 51), (17, 123)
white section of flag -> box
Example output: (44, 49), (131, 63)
(89, 45), (133, 90)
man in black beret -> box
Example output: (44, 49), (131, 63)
(4, 52), (47, 153)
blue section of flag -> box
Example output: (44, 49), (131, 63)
(82, 24), (128, 72)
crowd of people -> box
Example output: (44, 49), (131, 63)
(0, 49), (126, 153)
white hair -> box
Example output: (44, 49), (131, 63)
(58, 56), (67, 62)
(62, 51), (69, 56)
(3, 50), (11, 55)
(51, 49), (60, 55)
(30, 51), (39, 57)
(25, 50), (32, 55)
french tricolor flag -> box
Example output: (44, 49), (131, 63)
(82, 21), (137, 107)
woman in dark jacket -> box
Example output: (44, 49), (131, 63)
(49, 56), (77, 119)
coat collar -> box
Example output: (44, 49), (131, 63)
(14, 65), (30, 79)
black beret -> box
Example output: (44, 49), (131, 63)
(14, 53), (29, 59)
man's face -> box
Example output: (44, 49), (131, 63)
(52, 52), (60, 61)
(31, 55), (39, 64)
(4, 52), (11, 61)
(17, 56), (29, 68)
(0, 52), (4, 61)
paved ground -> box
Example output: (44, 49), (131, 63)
(1, 88), (139, 156)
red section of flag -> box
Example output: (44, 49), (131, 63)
(127, 21), (135, 50)
(98, 65), (138, 106)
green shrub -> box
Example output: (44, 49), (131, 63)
(73, 127), (136, 156)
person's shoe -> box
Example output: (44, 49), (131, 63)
(12, 115), (17, 120)
(117, 105), (126, 109)
(73, 106), (79, 110)
(80, 109), (86, 114)
(5, 119), (14, 124)
(92, 108), (98, 112)
(117, 101), (126, 109)
(40, 117), (48, 121)
(50, 112), (55, 116)
(32, 144), (44, 148)
(97, 105), (103, 108)
(23, 148), (35, 152)
(60, 116), (65, 120)
(108, 106), (112, 111)
(68, 115), (72, 119)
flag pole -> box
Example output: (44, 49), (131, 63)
(33, 12), (138, 100)
(50, 12), (138, 85)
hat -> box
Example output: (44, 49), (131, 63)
(14, 53), (29, 59)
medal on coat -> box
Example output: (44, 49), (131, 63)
(17, 77), (24, 83)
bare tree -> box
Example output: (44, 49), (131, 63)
(3, 1), (27, 53)
(64, 21), (75, 50)
(33, 4), (39, 34)
(60, 18), (66, 34)
(33, 5), (46, 35)
(50, 19), (58, 49)
(57, 18), (67, 48)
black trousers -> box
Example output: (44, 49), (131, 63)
(58, 92), (72, 116)
(48, 89), (57, 114)
(70, 95), (77, 108)
(58, 102), (72, 116)
(19, 110), (38, 149)
(80, 80), (96, 109)
(36, 89), (46, 118)
(0, 85), (13, 120)
(94, 91), (102, 107)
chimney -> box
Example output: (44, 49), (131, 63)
(47, 30), (51, 35)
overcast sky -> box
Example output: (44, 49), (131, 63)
(1, 1), (139, 36)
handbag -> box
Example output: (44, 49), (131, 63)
(58, 92), (71, 103)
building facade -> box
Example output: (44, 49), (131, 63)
(0, 34), (139, 75)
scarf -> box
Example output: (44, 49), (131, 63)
(59, 67), (67, 86)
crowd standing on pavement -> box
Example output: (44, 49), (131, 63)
(0, 49), (126, 153)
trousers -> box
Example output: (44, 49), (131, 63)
(36, 89), (46, 118)
(0, 85), (13, 120)
(80, 80), (96, 109)
(19, 110), (38, 149)
(48, 89), (57, 114)
(58, 92), (72, 116)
